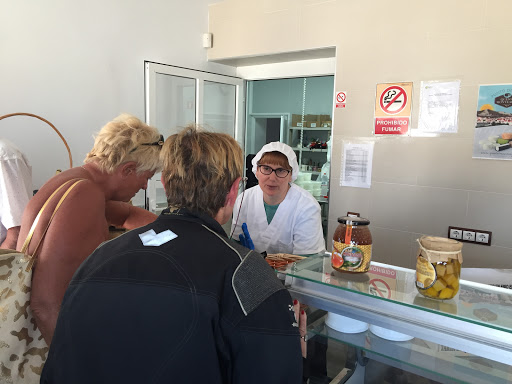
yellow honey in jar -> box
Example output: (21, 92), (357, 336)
(415, 236), (463, 300)
(332, 216), (372, 273)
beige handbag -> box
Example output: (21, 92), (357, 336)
(0, 179), (83, 383)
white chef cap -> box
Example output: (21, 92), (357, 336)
(251, 142), (299, 181)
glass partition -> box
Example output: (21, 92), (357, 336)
(203, 81), (236, 135)
(143, 62), (244, 213)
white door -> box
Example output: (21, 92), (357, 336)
(141, 62), (244, 213)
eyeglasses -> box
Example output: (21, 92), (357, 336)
(258, 164), (291, 178)
(130, 134), (165, 153)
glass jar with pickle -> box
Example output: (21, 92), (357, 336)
(415, 236), (463, 300)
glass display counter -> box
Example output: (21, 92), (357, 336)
(277, 254), (512, 383)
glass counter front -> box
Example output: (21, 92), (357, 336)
(277, 254), (512, 368)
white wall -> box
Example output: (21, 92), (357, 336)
(208, 0), (512, 269)
(0, 0), (234, 188)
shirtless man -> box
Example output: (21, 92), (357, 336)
(17, 114), (163, 344)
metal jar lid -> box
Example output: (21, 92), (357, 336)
(337, 216), (370, 226)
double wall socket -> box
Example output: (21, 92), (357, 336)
(448, 226), (492, 246)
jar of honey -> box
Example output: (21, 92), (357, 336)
(332, 216), (372, 273)
(415, 236), (463, 300)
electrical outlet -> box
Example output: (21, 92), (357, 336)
(449, 228), (462, 239)
(448, 226), (491, 246)
(476, 232), (490, 244)
(463, 231), (476, 241)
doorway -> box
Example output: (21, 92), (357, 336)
(245, 75), (334, 239)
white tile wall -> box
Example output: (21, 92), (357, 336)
(210, 0), (512, 269)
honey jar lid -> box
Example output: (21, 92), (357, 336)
(337, 216), (370, 226)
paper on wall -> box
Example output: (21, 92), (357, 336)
(418, 80), (460, 133)
(340, 141), (374, 189)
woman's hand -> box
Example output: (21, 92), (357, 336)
(293, 299), (307, 358)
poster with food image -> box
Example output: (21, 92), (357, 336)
(473, 84), (512, 160)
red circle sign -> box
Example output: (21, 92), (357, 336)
(336, 92), (346, 103)
(369, 278), (391, 298)
(379, 86), (407, 115)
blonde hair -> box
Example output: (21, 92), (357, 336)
(84, 114), (162, 174)
(161, 125), (243, 217)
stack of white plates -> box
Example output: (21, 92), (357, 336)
(369, 325), (414, 341)
(325, 313), (369, 333)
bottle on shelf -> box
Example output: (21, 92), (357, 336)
(320, 139), (331, 198)
(320, 161), (330, 198)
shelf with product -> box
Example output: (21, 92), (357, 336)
(291, 146), (328, 153)
(277, 254), (512, 383)
(289, 116), (331, 241)
(289, 127), (332, 131)
(288, 115), (331, 178)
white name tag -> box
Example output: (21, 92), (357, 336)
(138, 229), (177, 246)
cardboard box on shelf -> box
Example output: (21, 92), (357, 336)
(292, 114), (330, 128)
(321, 121), (332, 128)
(304, 115), (321, 127)
(292, 114), (303, 127)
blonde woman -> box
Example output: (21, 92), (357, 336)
(17, 114), (163, 344)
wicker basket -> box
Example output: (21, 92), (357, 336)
(0, 112), (73, 168)
(265, 253), (306, 269)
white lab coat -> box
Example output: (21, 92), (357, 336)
(231, 183), (325, 255)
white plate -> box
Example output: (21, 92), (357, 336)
(325, 313), (369, 334)
(369, 325), (414, 341)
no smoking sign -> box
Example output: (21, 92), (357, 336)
(369, 278), (391, 299)
(380, 86), (407, 115)
(374, 82), (413, 135)
(335, 91), (346, 109)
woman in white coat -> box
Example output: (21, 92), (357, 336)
(231, 142), (325, 255)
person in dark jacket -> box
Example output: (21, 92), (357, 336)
(41, 125), (303, 384)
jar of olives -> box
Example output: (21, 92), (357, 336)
(415, 236), (463, 300)
(332, 216), (372, 273)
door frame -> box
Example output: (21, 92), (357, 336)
(238, 57), (336, 242)
(143, 61), (245, 212)
(247, 112), (291, 152)
(144, 61), (245, 144)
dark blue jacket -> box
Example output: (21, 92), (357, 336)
(41, 208), (302, 383)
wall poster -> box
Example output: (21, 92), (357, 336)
(473, 84), (512, 160)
